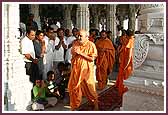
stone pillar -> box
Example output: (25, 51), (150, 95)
(3, 3), (32, 111)
(138, 4), (164, 33)
(128, 4), (136, 31)
(94, 15), (99, 30)
(119, 16), (124, 28)
(90, 5), (99, 30)
(134, 4), (164, 80)
(76, 4), (89, 33)
(29, 4), (41, 30)
(106, 4), (117, 40)
(64, 5), (73, 30)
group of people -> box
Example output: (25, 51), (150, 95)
(20, 13), (134, 111)
(68, 28), (134, 111)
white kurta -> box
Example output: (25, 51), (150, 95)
(52, 36), (66, 73)
(53, 36), (65, 62)
(43, 36), (55, 79)
(65, 36), (76, 63)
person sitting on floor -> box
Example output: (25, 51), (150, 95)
(32, 79), (57, 110)
(55, 62), (67, 99)
(45, 71), (60, 98)
(62, 63), (71, 88)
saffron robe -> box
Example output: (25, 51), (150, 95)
(95, 38), (115, 90)
(115, 35), (134, 96)
(68, 40), (98, 110)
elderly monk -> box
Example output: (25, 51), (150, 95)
(115, 29), (134, 96)
(95, 30), (115, 90)
(68, 29), (99, 111)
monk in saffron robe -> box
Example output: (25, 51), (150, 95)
(95, 30), (115, 90)
(68, 29), (98, 111)
(88, 29), (97, 42)
(115, 29), (134, 96)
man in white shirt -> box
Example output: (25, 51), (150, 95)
(53, 28), (67, 74)
(43, 27), (55, 80)
(64, 29), (76, 64)
(21, 28), (38, 83)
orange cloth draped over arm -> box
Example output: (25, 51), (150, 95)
(95, 38), (115, 90)
(115, 36), (134, 96)
(68, 40), (98, 110)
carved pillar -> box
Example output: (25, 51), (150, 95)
(29, 4), (41, 30)
(90, 5), (99, 30)
(128, 4), (136, 31)
(134, 4), (164, 80)
(64, 5), (73, 30)
(106, 4), (117, 39)
(133, 34), (164, 80)
(119, 16), (124, 28)
(138, 4), (164, 33)
(76, 4), (89, 33)
(3, 3), (32, 111)
(91, 15), (99, 30)
(95, 16), (99, 30)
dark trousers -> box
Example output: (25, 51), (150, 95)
(25, 62), (41, 84)
(25, 62), (32, 75)
(34, 98), (48, 105)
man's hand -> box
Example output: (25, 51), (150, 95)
(25, 54), (32, 60)
(60, 37), (64, 42)
(33, 58), (38, 64)
(74, 47), (81, 55)
(41, 80), (46, 88)
(37, 91), (42, 96)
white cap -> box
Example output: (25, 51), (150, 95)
(50, 24), (59, 32)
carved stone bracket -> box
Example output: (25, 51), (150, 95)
(134, 34), (150, 69)
(133, 33), (164, 69)
(148, 34), (164, 45)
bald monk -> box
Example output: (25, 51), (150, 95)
(68, 29), (99, 111)
(115, 29), (134, 96)
(95, 30), (115, 90)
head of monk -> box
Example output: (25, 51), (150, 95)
(78, 29), (88, 43)
(100, 30), (107, 39)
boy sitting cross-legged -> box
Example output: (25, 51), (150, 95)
(32, 79), (57, 110)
